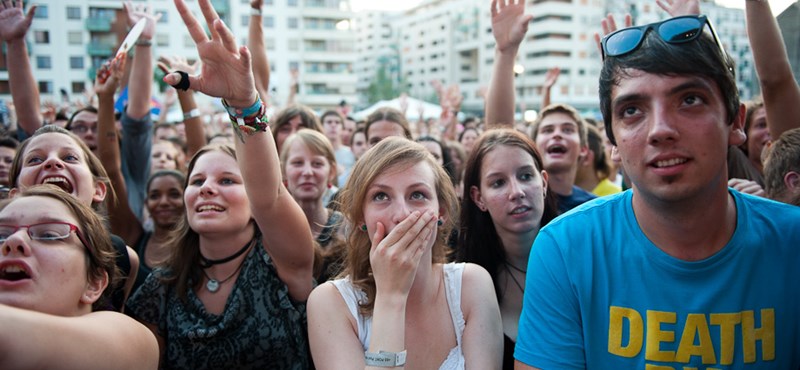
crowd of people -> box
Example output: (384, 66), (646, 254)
(0, 0), (799, 368)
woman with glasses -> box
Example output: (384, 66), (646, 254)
(0, 185), (158, 369)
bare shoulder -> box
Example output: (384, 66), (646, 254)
(458, 263), (498, 313)
(307, 281), (354, 324)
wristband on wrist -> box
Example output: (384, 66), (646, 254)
(250, 7), (262, 16)
(229, 103), (269, 140)
(364, 350), (407, 367)
(183, 109), (201, 120)
(222, 96), (262, 118)
(136, 39), (152, 47)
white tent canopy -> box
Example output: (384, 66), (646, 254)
(353, 97), (444, 121)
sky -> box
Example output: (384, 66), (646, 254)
(350, 0), (796, 14)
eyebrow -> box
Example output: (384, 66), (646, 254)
(369, 182), (432, 190)
(0, 216), (68, 224)
(613, 79), (714, 109)
(484, 165), (536, 179)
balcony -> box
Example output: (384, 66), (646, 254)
(87, 66), (98, 80)
(86, 42), (113, 56)
(85, 17), (113, 32)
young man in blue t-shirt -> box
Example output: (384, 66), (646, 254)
(515, 11), (800, 370)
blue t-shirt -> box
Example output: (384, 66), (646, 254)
(516, 189), (800, 369)
(557, 185), (596, 213)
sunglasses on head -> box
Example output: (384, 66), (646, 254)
(601, 15), (724, 60)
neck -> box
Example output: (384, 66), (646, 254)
(199, 223), (255, 261)
(547, 167), (578, 196)
(632, 183), (737, 261)
(496, 226), (538, 270)
(299, 199), (328, 236)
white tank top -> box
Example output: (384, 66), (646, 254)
(331, 262), (467, 370)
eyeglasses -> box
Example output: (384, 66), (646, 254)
(601, 15), (724, 60)
(0, 222), (92, 252)
(70, 125), (98, 134)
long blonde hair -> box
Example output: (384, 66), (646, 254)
(337, 137), (458, 315)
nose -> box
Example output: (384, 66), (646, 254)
(647, 106), (680, 145)
(43, 155), (66, 170)
(508, 178), (526, 200)
(199, 180), (216, 196)
(1, 230), (32, 257)
(390, 200), (413, 225)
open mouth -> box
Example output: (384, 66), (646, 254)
(196, 204), (225, 213)
(546, 144), (567, 154)
(42, 176), (74, 193)
(0, 265), (31, 282)
(510, 205), (531, 215)
(652, 158), (688, 168)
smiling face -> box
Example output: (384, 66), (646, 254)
(284, 141), (334, 204)
(146, 175), (184, 229)
(184, 151), (251, 235)
(610, 69), (744, 204)
(471, 145), (547, 239)
(0, 196), (98, 316)
(16, 133), (105, 206)
(535, 112), (583, 175)
(362, 161), (441, 250)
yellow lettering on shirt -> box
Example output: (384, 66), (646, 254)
(646, 310), (677, 361)
(742, 309), (775, 362)
(710, 312), (741, 365)
(608, 306), (643, 357)
(675, 313), (716, 364)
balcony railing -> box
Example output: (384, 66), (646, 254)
(85, 17), (113, 32)
(86, 42), (113, 56)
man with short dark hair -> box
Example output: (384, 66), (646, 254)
(515, 13), (800, 369)
(763, 128), (800, 206)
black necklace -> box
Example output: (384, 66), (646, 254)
(503, 262), (525, 293)
(504, 261), (527, 274)
(199, 238), (254, 268)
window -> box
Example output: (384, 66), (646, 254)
(156, 33), (169, 47)
(241, 15), (249, 26)
(265, 38), (275, 51)
(72, 82), (86, 94)
(289, 61), (299, 71)
(34, 30), (50, 44)
(288, 39), (299, 51)
(288, 17), (298, 29)
(70, 56), (84, 69)
(184, 35), (195, 48)
(264, 0), (273, 4)
(66, 6), (81, 20)
(68, 31), (82, 45)
(156, 10), (168, 23)
(38, 81), (53, 94)
(34, 5), (48, 18)
(36, 56), (52, 69)
(288, 0), (298, 6)
(262, 16), (274, 28)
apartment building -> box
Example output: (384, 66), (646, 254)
(777, 1), (800, 86)
(0, 0), (358, 111)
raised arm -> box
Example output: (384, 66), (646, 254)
(0, 0), (42, 136)
(485, 0), (532, 128)
(744, 0), (800, 138)
(158, 55), (207, 158)
(122, 2), (160, 120)
(0, 305), (159, 370)
(96, 55), (144, 246)
(248, 0), (271, 102)
(170, 0), (314, 301)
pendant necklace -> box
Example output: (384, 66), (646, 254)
(200, 238), (254, 293)
(504, 261), (526, 293)
(202, 253), (247, 293)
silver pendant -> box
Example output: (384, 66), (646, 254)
(206, 279), (220, 292)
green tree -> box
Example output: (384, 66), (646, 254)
(366, 65), (405, 104)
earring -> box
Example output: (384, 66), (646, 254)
(360, 224), (367, 232)
(437, 218), (443, 226)
(327, 183), (333, 189)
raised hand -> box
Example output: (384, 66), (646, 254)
(491, 0), (532, 54)
(593, 13), (632, 57)
(123, 1), (161, 40)
(543, 67), (561, 90)
(0, 0), (36, 42)
(656, 0), (700, 17)
(168, 0), (256, 107)
(369, 211), (437, 300)
(95, 53), (127, 96)
(728, 178), (766, 198)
